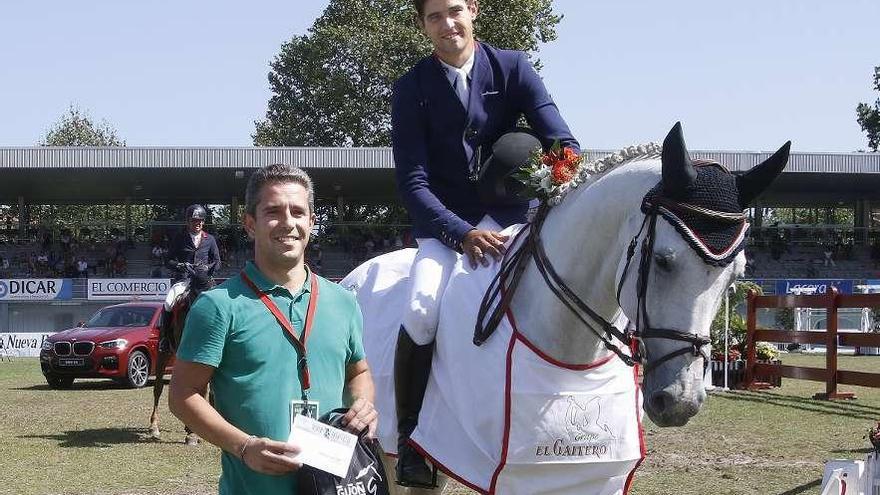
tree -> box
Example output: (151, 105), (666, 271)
(28, 108), (178, 239)
(253, 0), (562, 147)
(856, 66), (880, 152)
(40, 106), (125, 146)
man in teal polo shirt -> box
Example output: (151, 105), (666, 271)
(169, 163), (378, 495)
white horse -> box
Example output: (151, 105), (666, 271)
(342, 123), (790, 494)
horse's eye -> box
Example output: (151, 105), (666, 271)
(654, 250), (675, 271)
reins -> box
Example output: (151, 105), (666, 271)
(475, 188), (732, 374)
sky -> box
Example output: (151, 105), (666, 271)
(0, 0), (878, 152)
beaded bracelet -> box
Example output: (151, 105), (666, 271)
(238, 435), (257, 460)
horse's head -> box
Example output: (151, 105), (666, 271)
(617, 122), (790, 427)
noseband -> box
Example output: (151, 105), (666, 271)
(475, 188), (744, 374)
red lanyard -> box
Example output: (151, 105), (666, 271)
(241, 270), (319, 399)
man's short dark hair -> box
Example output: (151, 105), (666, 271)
(244, 163), (315, 216)
(413, 0), (428, 17)
(414, 0), (475, 18)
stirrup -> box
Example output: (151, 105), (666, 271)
(395, 465), (438, 489)
(395, 442), (439, 489)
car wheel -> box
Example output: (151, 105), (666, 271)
(125, 350), (150, 389)
(45, 374), (74, 389)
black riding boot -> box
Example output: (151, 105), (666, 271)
(394, 327), (436, 487)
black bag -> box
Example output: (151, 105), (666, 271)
(297, 408), (390, 495)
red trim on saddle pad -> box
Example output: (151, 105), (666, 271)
(487, 331), (518, 494)
(408, 439), (490, 495)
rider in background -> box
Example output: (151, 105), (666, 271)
(391, 0), (579, 486)
(166, 204), (221, 291)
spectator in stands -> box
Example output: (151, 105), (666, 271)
(36, 251), (49, 276)
(823, 244), (836, 267)
(394, 234), (404, 249)
(41, 231), (51, 252)
(166, 204), (220, 287)
(150, 265), (164, 278)
(113, 253), (127, 277)
(76, 257), (89, 278)
(0, 254), (9, 277)
(151, 244), (164, 264)
(103, 244), (116, 277)
(60, 231), (72, 253)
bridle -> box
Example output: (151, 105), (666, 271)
(475, 187), (744, 374)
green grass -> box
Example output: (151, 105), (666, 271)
(0, 359), (219, 495)
(2, 355), (879, 494)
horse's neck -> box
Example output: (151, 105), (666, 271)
(510, 161), (660, 364)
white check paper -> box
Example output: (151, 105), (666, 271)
(288, 414), (357, 478)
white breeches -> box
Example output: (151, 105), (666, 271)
(401, 238), (458, 345)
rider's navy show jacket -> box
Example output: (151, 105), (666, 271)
(391, 41), (579, 249)
(166, 230), (220, 280)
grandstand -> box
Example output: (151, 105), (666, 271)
(1, 146), (880, 342)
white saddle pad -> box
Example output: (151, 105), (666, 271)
(342, 224), (645, 494)
(163, 280), (190, 311)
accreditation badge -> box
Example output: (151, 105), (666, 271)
(290, 399), (320, 421)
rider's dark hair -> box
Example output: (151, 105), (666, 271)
(413, 0), (428, 17)
(414, 0), (475, 19)
(244, 163), (315, 216)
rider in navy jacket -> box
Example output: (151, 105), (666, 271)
(166, 204), (220, 286)
(390, 1), (579, 487)
(392, 41), (579, 249)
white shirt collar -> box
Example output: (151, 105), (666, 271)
(439, 49), (475, 84)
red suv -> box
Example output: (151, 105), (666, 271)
(39, 302), (173, 389)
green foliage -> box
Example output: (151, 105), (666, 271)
(775, 307), (794, 330)
(710, 281), (762, 354)
(253, 0), (562, 147)
(40, 106), (125, 147)
(857, 66), (880, 151)
(761, 207), (854, 226)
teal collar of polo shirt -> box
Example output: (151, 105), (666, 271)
(243, 261), (313, 297)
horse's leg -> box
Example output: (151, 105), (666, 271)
(148, 348), (170, 439)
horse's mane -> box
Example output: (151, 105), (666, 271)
(552, 143), (662, 207)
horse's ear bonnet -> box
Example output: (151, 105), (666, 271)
(643, 122), (790, 266)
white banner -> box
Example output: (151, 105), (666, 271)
(0, 279), (72, 300)
(87, 278), (172, 300)
(0, 332), (55, 358)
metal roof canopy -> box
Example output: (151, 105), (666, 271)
(0, 147), (879, 206)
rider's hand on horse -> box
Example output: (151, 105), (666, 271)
(241, 436), (302, 475)
(342, 397), (378, 439)
(461, 229), (509, 270)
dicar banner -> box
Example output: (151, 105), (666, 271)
(0, 279), (72, 300)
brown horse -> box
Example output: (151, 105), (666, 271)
(148, 272), (212, 445)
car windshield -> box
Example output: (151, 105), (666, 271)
(84, 307), (156, 328)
